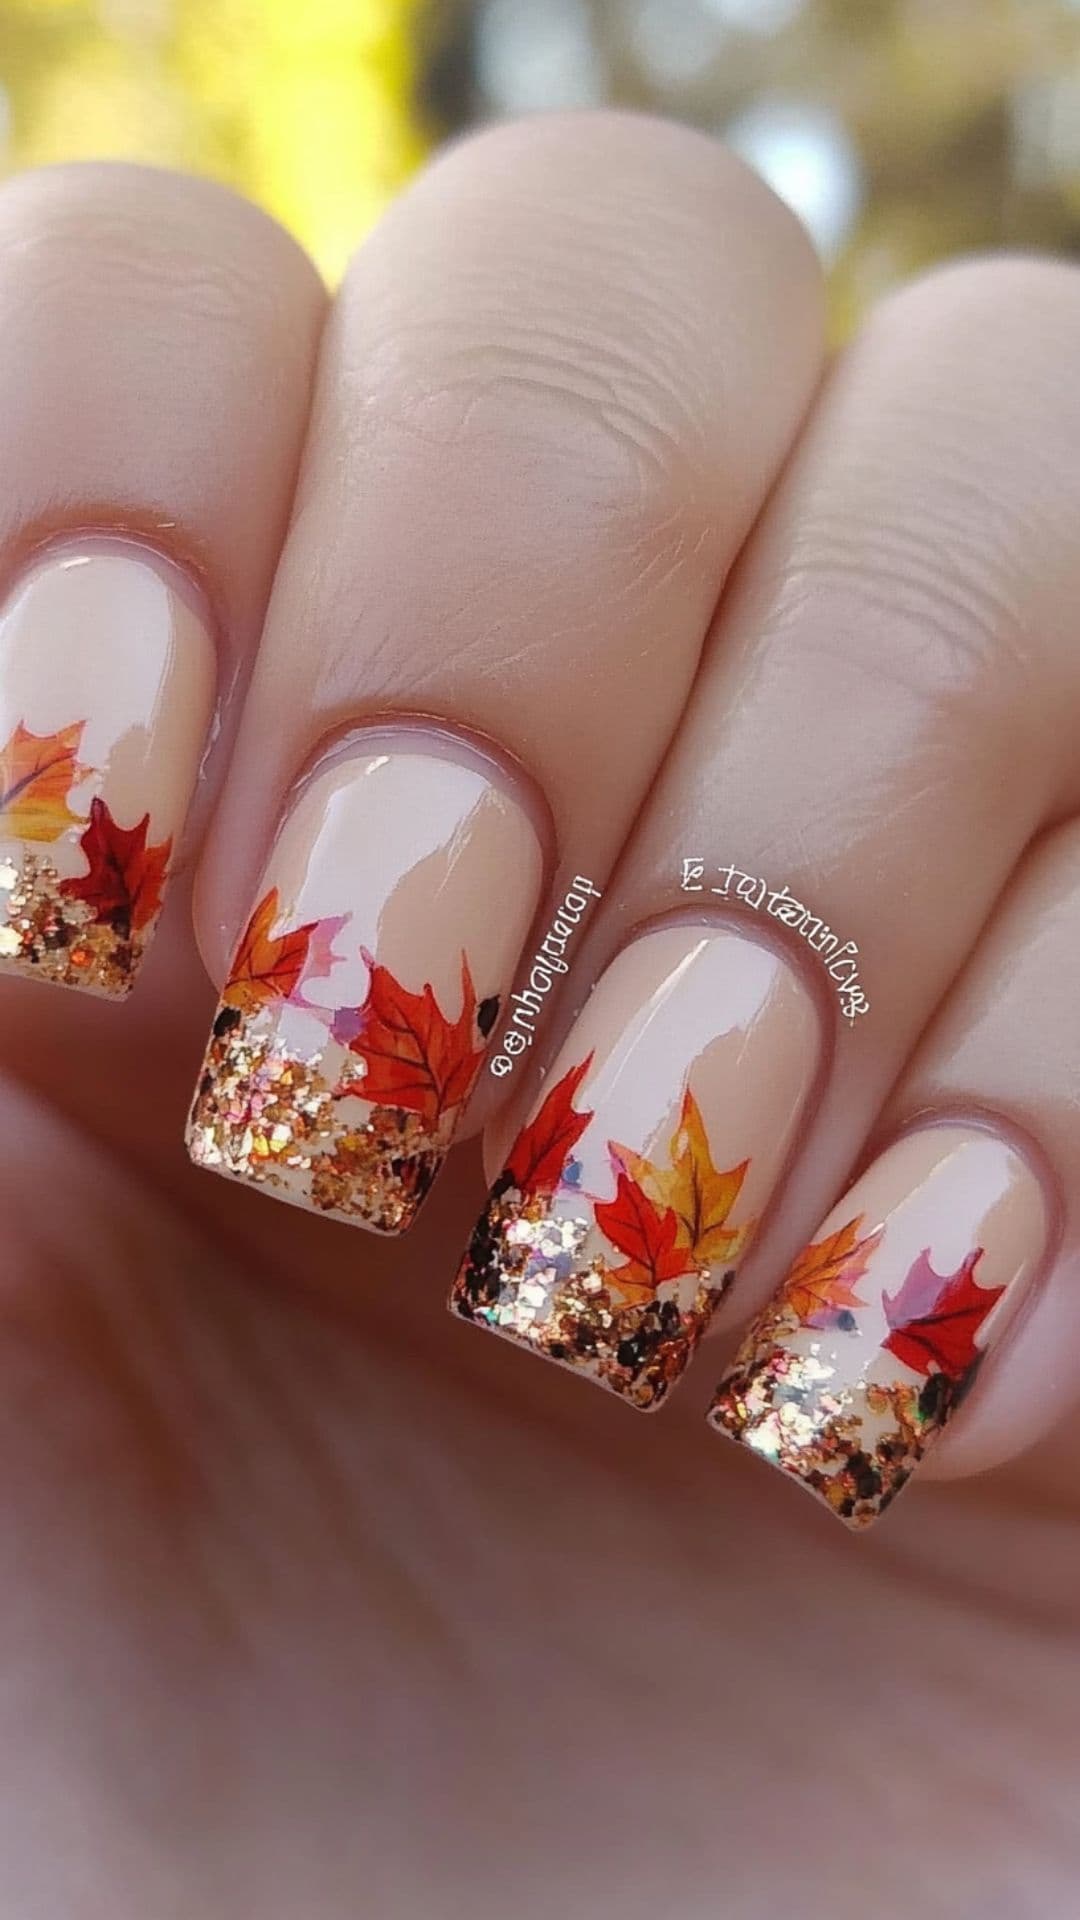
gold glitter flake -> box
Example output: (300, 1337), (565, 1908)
(188, 1010), (452, 1234)
(451, 1184), (734, 1411)
(0, 847), (146, 997)
(709, 1313), (961, 1527)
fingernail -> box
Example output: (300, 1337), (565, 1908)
(450, 922), (820, 1409)
(708, 1122), (1050, 1528)
(186, 733), (545, 1235)
(0, 540), (215, 997)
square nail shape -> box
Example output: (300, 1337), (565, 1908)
(451, 923), (820, 1409)
(708, 1124), (1049, 1527)
(0, 542), (214, 997)
(186, 739), (543, 1234)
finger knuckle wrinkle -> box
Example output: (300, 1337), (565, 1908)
(778, 490), (1033, 738)
(0, 164), (306, 342)
(362, 315), (714, 603)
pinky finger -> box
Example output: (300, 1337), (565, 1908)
(708, 821), (1080, 1529)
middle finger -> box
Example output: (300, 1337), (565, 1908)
(187, 112), (824, 1236)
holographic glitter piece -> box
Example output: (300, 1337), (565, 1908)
(187, 889), (497, 1234)
(708, 1217), (998, 1529)
(452, 1175), (737, 1411)
(450, 1053), (758, 1408)
(188, 1009), (453, 1234)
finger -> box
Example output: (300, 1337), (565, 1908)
(710, 817), (1080, 1528)
(187, 113), (824, 1237)
(453, 254), (1080, 1412)
(0, 164), (324, 1156)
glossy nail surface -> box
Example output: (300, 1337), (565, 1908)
(708, 1123), (1049, 1527)
(451, 922), (820, 1409)
(0, 541), (215, 997)
(187, 737), (544, 1234)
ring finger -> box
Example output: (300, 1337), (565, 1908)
(451, 253), (1080, 1424)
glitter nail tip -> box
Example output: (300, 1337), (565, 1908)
(0, 544), (215, 998)
(187, 996), (460, 1234)
(186, 742), (543, 1234)
(451, 924), (820, 1409)
(707, 1125), (1049, 1529)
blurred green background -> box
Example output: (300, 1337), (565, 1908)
(2, 0), (1079, 329)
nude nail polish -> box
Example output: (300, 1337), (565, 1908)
(0, 540), (215, 997)
(450, 922), (820, 1409)
(708, 1123), (1050, 1527)
(186, 733), (544, 1235)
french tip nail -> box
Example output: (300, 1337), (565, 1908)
(0, 541), (215, 998)
(450, 921), (820, 1409)
(187, 738), (543, 1234)
(706, 1121), (1050, 1528)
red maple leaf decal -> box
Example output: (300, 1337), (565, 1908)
(343, 951), (486, 1126)
(881, 1246), (1002, 1381)
(595, 1169), (695, 1306)
(505, 1055), (593, 1198)
(59, 796), (171, 936)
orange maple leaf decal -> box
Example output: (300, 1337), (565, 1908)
(0, 720), (86, 842)
(780, 1214), (881, 1329)
(505, 1055), (594, 1197)
(595, 1169), (695, 1306)
(882, 1246), (1002, 1381)
(614, 1089), (750, 1270)
(223, 887), (318, 1014)
(343, 951), (486, 1127)
(59, 796), (171, 936)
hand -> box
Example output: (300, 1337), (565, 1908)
(1, 119), (1078, 1917)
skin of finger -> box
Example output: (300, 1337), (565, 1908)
(485, 256), (1080, 1314)
(870, 820), (1080, 1482)
(1, 1072), (1078, 1916)
(0, 164), (325, 699)
(194, 112), (825, 1058)
(0, 164), (325, 1162)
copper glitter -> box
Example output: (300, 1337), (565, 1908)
(451, 1180), (734, 1410)
(708, 1299), (973, 1527)
(187, 1010), (452, 1234)
(0, 847), (146, 997)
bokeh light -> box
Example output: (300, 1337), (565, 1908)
(724, 97), (863, 265)
(0, 0), (1078, 327)
(630, 0), (727, 89)
(475, 0), (604, 114)
(0, 0), (427, 280)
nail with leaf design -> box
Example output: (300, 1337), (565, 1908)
(186, 734), (544, 1235)
(450, 922), (821, 1409)
(708, 1122), (1051, 1527)
(0, 541), (215, 996)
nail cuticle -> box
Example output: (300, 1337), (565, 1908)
(278, 710), (557, 891)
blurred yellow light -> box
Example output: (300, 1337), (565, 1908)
(0, 0), (428, 281)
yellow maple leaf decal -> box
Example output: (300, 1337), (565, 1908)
(0, 721), (86, 843)
(780, 1214), (882, 1328)
(223, 887), (317, 1016)
(611, 1089), (751, 1271)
